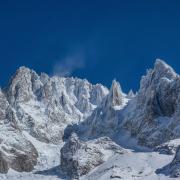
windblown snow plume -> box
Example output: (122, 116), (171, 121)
(53, 52), (85, 76)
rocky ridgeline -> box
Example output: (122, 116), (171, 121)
(74, 80), (128, 138)
(5, 66), (108, 143)
(122, 59), (180, 147)
(0, 59), (180, 177)
(0, 66), (108, 173)
(60, 59), (180, 178)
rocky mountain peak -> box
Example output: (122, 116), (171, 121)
(127, 89), (135, 99)
(16, 66), (31, 73)
(153, 59), (177, 80)
(123, 60), (180, 147)
(0, 60), (180, 179)
(139, 59), (177, 93)
(6, 66), (34, 104)
(63, 133), (82, 155)
(107, 79), (123, 107)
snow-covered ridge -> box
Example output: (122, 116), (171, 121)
(122, 59), (180, 147)
(0, 59), (180, 179)
(0, 66), (109, 175)
(3, 66), (109, 143)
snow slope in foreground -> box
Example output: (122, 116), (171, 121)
(0, 131), (179, 180)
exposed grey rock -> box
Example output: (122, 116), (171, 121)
(0, 89), (9, 120)
(61, 133), (104, 179)
(0, 152), (8, 173)
(122, 59), (180, 147)
(155, 144), (176, 155)
(108, 80), (124, 107)
(7, 66), (35, 105)
(126, 89), (135, 99)
(82, 80), (128, 137)
(1, 60), (180, 178)
(10, 153), (38, 172)
(170, 145), (180, 177)
(4, 67), (108, 144)
(61, 133), (125, 179)
(0, 124), (38, 173)
(158, 145), (180, 177)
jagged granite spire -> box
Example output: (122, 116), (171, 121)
(107, 80), (123, 107)
(3, 66), (109, 144)
(122, 59), (180, 147)
(154, 59), (177, 79)
(127, 89), (135, 99)
(82, 80), (128, 137)
(6, 66), (42, 105)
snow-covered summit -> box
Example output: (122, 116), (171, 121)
(107, 79), (124, 107)
(122, 59), (180, 147)
(126, 89), (135, 99)
(3, 66), (109, 143)
(0, 60), (180, 179)
(154, 59), (177, 79)
(77, 80), (128, 137)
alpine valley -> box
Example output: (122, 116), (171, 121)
(0, 59), (180, 180)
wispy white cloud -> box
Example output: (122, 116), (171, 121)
(53, 51), (85, 76)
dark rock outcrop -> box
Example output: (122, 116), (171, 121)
(0, 152), (8, 174)
(61, 133), (104, 179)
(0, 125), (38, 173)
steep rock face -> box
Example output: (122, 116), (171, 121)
(7, 67), (37, 104)
(61, 133), (125, 179)
(4, 67), (108, 143)
(169, 145), (180, 177)
(82, 80), (128, 137)
(0, 124), (38, 172)
(0, 89), (9, 120)
(61, 133), (104, 179)
(122, 59), (180, 147)
(138, 59), (177, 117)
(159, 145), (180, 177)
(0, 86), (38, 173)
(0, 152), (8, 173)
(107, 80), (124, 107)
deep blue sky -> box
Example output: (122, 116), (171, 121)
(0, 0), (180, 92)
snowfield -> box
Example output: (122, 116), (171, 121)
(0, 131), (178, 180)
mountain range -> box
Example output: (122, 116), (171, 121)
(0, 59), (180, 179)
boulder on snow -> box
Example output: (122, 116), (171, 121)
(0, 152), (9, 174)
(154, 139), (180, 155)
(157, 145), (180, 177)
(169, 145), (180, 177)
(61, 133), (126, 179)
(155, 144), (176, 155)
(61, 133), (104, 179)
(10, 147), (38, 172)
